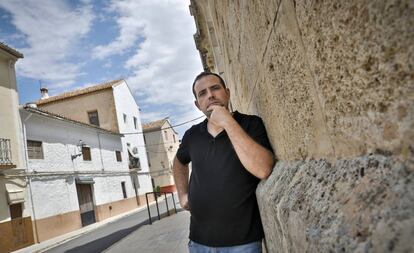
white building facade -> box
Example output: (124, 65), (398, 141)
(111, 82), (153, 195)
(20, 106), (142, 242)
(143, 118), (179, 193)
(35, 80), (153, 199)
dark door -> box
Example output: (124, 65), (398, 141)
(76, 184), (96, 226)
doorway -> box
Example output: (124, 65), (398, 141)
(76, 184), (96, 226)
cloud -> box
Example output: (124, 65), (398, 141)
(0, 0), (94, 88)
(102, 0), (202, 107)
(92, 0), (204, 135)
(92, 1), (145, 59)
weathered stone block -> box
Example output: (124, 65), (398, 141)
(295, 0), (414, 158)
(257, 155), (414, 252)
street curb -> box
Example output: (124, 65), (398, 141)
(13, 201), (160, 253)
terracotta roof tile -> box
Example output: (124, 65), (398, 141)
(0, 42), (24, 58)
(36, 79), (124, 105)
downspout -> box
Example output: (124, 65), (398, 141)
(97, 131), (107, 220)
(22, 112), (40, 243)
(97, 132), (105, 171)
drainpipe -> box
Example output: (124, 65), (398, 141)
(97, 132), (105, 171)
(22, 112), (40, 243)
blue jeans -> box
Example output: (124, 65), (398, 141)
(188, 240), (262, 253)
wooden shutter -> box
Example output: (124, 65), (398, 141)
(82, 147), (91, 161)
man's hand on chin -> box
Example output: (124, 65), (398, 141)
(208, 105), (233, 128)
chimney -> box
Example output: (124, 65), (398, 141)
(40, 87), (49, 99)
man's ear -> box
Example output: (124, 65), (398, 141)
(194, 100), (201, 110)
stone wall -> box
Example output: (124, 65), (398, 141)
(190, 0), (413, 252)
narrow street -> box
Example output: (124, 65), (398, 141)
(44, 195), (183, 253)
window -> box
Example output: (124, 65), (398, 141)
(173, 134), (176, 143)
(27, 140), (44, 159)
(82, 147), (91, 161)
(9, 203), (22, 219)
(133, 116), (137, 129)
(164, 130), (168, 140)
(147, 152), (151, 167)
(88, 110), (100, 126)
(123, 113), (127, 123)
(151, 178), (155, 189)
(121, 182), (127, 199)
(115, 151), (122, 162)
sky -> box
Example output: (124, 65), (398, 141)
(0, 0), (205, 137)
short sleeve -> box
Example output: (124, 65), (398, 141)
(176, 130), (191, 165)
(248, 116), (274, 154)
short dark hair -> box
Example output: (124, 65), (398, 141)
(192, 72), (226, 98)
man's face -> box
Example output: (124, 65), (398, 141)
(193, 75), (230, 118)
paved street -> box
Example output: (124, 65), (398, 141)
(42, 195), (189, 253)
(104, 211), (190, 253)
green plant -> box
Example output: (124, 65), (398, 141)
(154, 185), (161, 196)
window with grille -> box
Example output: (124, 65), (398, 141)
(88, 110), (100, 126)
(115, 151), (122, 162)
(27, 140), (44, 159)
(82, 147), (91, 161)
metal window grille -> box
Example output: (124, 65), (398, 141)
(0, 138), (12, 164)
(27, 140), (44, 159)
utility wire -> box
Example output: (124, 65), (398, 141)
(121, 115), (205, 135)
(132, 140), (180, 148)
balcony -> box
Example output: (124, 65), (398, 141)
(0, 138), (16, 169)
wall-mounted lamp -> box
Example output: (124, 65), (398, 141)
(71, 140), (85, 160)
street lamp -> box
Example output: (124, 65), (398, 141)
(71, 140), (85, 160)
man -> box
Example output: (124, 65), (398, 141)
(173, 72), (275, 253)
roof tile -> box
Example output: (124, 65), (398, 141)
(36, 79), (124, 105)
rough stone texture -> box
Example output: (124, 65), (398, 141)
(190, 0), (414, 252)
(294, 0), (414, 159)
(191, 0), (414, 161)
(257, 155), (414, 253)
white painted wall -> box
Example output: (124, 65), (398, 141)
(112, 82), (153, 194)
(20, 109), (137, 219)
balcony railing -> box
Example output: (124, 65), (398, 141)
(0, 138), (13, 165)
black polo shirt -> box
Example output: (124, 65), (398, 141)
(176, 111), (273, 247)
